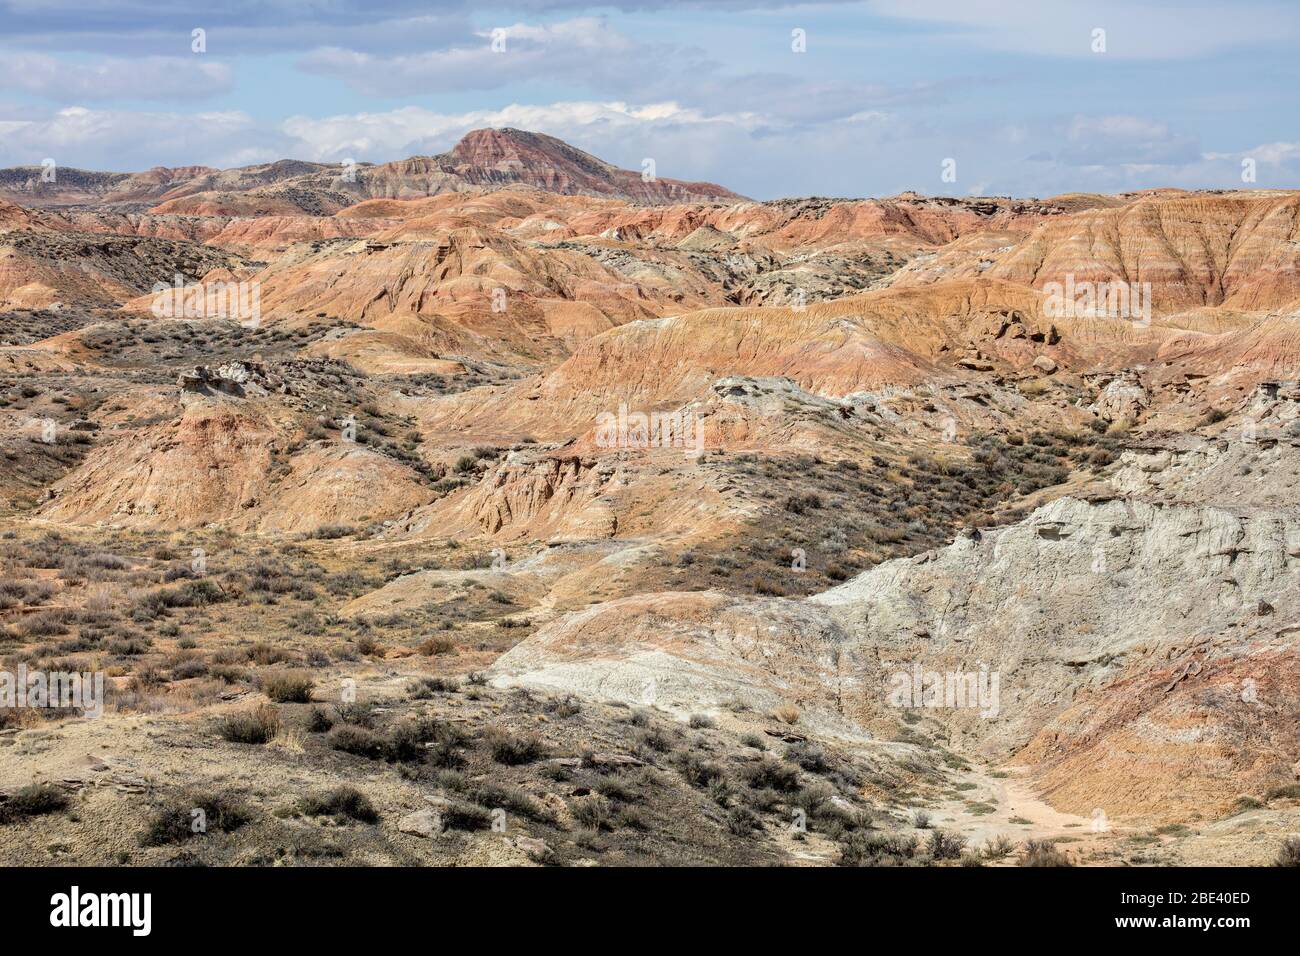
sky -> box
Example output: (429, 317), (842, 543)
(0, 0), (1297, 199)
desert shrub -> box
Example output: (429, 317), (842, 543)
(983, 834), (1015, 860)
(783, 493), (822, 514)
(751, 577), (786, 597)
(261, 671), (314, 703)
(328, 724), (386, 759)
(1274, 837), (1300, 867)
(0, 783), (68, 824)
(306, 706), (334, 733)
(740, 732), (766, 750)
(309, 525), (354, 540)
(245, 563), (295, 595)
(434, 770), (467, 792)
(927, 829), (966, 860)
(726, 805), (760, 835)
(770, 704), (800, 725)
(108, 636), (151, 656)
(216, 704), (280, 744)
(128, 667), (165, 692)
(913, 809), (932, 829)
(1018, 839), (1072, 867)
(570, 794), (614, 831)
(210, 664), (250, 684)
(676, 752), (726, 789)
(788, 782), (834, 818)
(408, 675), (459, 698)
(14, 609), (74, 638)
(543, 695), (581, 718)
(710, 778), (737, 813)
(140, 791), (251, 846)
(441, 801), (492, 832)
(817, 804), (872, 839)
(162, 564), (193, 582)
(245, 643), (292, 666)
(0, 578), (55, 609)
(825, 563), (853, 581)
(142, 578), (225, 613)
(384, 716), (445, 762)
(170, 659), (208, 680)
(332, 702), (372, 726)
(485, 728), (545, 765)
(688, 713), (715, 729)
(470, 784), (557, 824)
(291, 612), (326, 636)
(297, 786), (379, 823)
(426, 739), (467, 769)
(838, 832), (918, 866)
(636, 726), (676, 753)
(786, 741), (832, 774)
(418, 636), (456, 656)
(743, 758), (801, 793)
(325, 571), (371, 596)
(1266, 783), (1300, 800)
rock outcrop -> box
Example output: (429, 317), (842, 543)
(492, 490), (1300, 822)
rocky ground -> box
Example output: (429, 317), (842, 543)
(0, 132), (1297, 867)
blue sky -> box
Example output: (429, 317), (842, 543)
(0, 0), (1297, 199)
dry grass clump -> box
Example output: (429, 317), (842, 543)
(1274, 837), (1300, 867)
(296, 786), (379, 823)
(408, 675), (460, 698)
(770, 703), (800, 725)
(140, 790), (252, 846)
(216, 704), (280, 744)
(838, 832), (918, 866)
(0, 783), (69, 824)
(261, 670), (314, 703)
(485, 727), (546, 765)
(418, 636), (456, 656)
(1018, 839), (1072, 867)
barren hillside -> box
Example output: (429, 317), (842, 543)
(0, 131), (1296, 870)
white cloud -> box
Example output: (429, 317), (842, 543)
(866, 0), (1300, 59)
(1237, 142), (1300, 166)
(295, 15), (928, 126)
(298, 18), (651, 96)
(2, 100), (1296, 199)
(1060, 114), (1199, 165)
(281, 101), (767, 163)
(0, 106), (280, 170)
(0, 53), (232, 100)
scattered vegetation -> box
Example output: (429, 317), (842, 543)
(217, 704), (281, 744)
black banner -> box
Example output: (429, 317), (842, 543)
(0, 865), (1285, 942)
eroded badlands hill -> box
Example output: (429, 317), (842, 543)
(0, 133), (1297, 867)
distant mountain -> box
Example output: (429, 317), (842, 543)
(0, 164), (216, 209)
(0, 129), (744, 216)
(433, 127), (743, 204)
